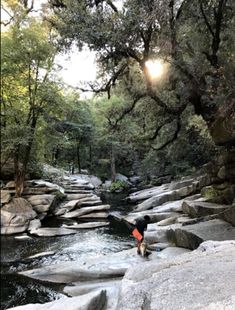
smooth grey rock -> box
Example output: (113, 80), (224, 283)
(62, 222), (109, 229)
(127, 184), (169, 203)
(61, 205), (110, 219)
(27, 194), (55, 207)
(219, 205), (235, 226)
(61, 197), (101, 211)
(1, 198), (36, 220)
(157, 246), (191, 259)
(1, 190), (11, 204)
(145, 224), (182, 244)
(65, 193), (93, 201)
(28, 219), (41, 231)
(7, 288), (106, 310)
(1, 198), (37, 235)
(123, 212), (179, 226)
(29, 227), (77, 237)
(134, 190), (180, 212)
(26, 179), (65, 194)
(102, 180), (112, 189)
(152, 199), (184, 213)
(33, 205), (51, 213)
(116, 241), (235, 310)
(1, 223), (29, 235)
(19, 248), (159, 283)
(168, 219), (235, 250)
(64, 279), (121, 310)
(182, 200), (231, 218)
(134, 183), (200, 212)
(156, 216), (179, 226)
(79, 212), (109, 219)
(4, 181), (15, 189)
(116, 173), (129, 182)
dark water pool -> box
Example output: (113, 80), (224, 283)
(0, 192), (134, 309)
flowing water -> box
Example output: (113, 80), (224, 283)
(0, 191), (134, 310)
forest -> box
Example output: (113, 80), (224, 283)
(1, 0), (235, 195)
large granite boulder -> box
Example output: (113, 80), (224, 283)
(1, 198), (37, 235)
(167, 219), (235, 250)
(116, 241), (235, 310)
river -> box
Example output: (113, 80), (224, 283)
(0, 191), (134, 309)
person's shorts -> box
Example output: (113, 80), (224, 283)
(132, 228), (143, 241)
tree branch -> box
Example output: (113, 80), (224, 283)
(151, 118), (181, 151)
(199, 0), (215, 37)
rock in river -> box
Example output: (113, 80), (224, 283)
(7, 289), (106, 310)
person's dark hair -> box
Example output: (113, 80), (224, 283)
(144, 215), (151, 221)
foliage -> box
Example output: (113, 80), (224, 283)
(109, 180), (129, 193)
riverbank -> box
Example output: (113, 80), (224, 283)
(1, 171), (235, 309)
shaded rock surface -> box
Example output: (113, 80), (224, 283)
(182, 200), (231, 218)
(168, 219), (235, 250)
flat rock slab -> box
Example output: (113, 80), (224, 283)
(25, 180), (65, 194)
(134, 184), (199, 212)
(62, 222), (109, 229)
(168, 219), (235, 250)
(116, 241), (235, 310)
(182, 200), (231, 218)
(127, 184), (169, 203)
(79, 212), (109, 219)
(19, 248), (160, 283)
(123, 212), (179, 226)
(7, 289), (106, 310)
(61, 205), (110, 219)
(65, 193), (93, 201)
(29, 227), (77, 237)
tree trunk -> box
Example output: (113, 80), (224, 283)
(76, 138), (81, 173)
(14, 115), (37, 197)
(110, 143), (116, 182)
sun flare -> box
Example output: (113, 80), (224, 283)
(145, 59), (164, 79)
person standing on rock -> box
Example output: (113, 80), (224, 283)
(132, 215), (151, 255)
